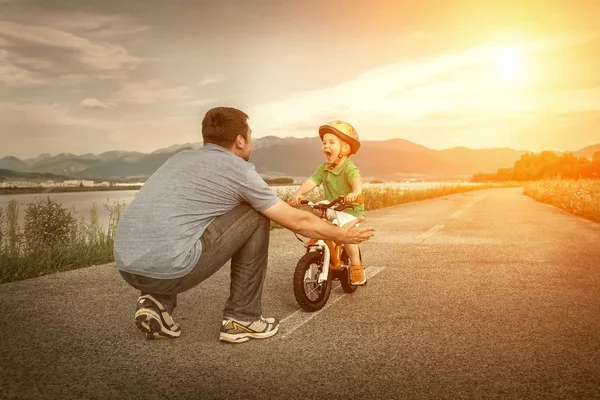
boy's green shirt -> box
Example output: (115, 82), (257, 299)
(310, 158), (365, 218)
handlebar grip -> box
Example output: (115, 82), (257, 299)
(356, 194), (365, 205)
(287, 199), (310, 206)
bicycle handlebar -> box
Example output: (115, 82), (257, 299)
(290, 194), (364, 212)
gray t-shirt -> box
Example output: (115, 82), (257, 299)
(113, 144), (279, 279)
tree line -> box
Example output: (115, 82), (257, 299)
(472, 151), (600, 182)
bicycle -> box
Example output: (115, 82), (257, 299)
(288, 194), (365, 312)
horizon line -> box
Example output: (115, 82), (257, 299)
(1, 136), (598, 160)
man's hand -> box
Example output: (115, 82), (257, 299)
(289, 193), (303, 207)
(340, 216), (375, 244)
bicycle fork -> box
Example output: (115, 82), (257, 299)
(306, 239), (344, 284)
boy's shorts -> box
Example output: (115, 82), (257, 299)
(316, 200), (360, 227)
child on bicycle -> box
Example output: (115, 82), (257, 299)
(290, 120), (366, 286)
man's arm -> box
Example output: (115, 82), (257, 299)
(260, 200), (375, 244)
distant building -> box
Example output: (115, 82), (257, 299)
(0, 181), (38, 188)
(62, 180), (94, 187)
(40, 181), (57, 188)
(115, 182), (144, 187)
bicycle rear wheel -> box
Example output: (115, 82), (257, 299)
(293, 251), (332, 312)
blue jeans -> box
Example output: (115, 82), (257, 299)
(119, 203), (271, 321)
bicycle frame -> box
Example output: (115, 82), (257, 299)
(291, 194), (364, 284)
(305, 237), (345, 284)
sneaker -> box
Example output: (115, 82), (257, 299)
(350, 265), (367, 286)
(134, 294), (181, 339)
(219, 316), (279, 344)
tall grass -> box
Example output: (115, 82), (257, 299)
(0, 197), (125, 284)
(524, 179), (600, 222)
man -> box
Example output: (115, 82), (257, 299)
(114, 107), (376, 344)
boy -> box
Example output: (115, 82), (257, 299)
(290, 120), (366, 286)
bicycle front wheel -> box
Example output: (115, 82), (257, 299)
(293, 251), (332, 312)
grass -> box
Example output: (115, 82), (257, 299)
(0, 181), (521, 284)
(0, 197), (124, 284)
(0, 185), (143, 196)
(523, 179), (600, 222)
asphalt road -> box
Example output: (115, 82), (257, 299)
(1, 187), (599, 400)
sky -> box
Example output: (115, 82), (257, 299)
(1, 0), (599, 159)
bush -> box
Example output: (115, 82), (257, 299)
(0, 197), (125, 284)
(524, 179), (600, 222)
(23, 197), (77, 249)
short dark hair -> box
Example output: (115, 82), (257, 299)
(201, 107), (249, 148)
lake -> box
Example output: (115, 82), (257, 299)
(0, 181), (477, 229)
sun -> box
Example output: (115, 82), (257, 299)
(489, 44), (528, 84)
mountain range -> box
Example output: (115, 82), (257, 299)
(1, 138), (598, 182)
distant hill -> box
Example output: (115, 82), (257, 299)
(0, 169), (71, 182)
(250, 137), (526, 179)
(76, 148), (194, 179)
(1, 138), (597, 181)
(575, 144), (600, 159)
(0, 156), (28, 172)
(436, 147), (529, 175)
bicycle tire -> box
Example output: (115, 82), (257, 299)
(293, 251), (332, 312)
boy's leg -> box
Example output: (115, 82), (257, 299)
(335, 211), (367, 286)
(346, 243), (366, 286)
(345, 243), (361, 266)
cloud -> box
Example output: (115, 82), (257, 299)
(0, 49), (45, 87)
(0, 20), (143, 82)
(0, 101), (82, 127)
(110, 80), (194, 104)
(33, 12), (150, 39)
(247, 32), (600, 137)
(80, 98), (114, 110)
(197, 76), (223, 86)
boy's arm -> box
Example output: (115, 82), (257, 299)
(290, 179), (318, 206)
(294, 179), (318, 197)
(345, 177), (363, 203)
(261, 200), (375, 244)
(351, 177), (362, 194)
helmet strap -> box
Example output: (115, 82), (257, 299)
(328, 153), (347, 170)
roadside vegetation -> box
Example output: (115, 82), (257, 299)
(471, 150), (600, 222)
(0, 185), (143, 196)
(1, 182), (521, 283)
(472, 150), (600, 181)
(0, 197), (124, 284)
(4, 176), (597, 284)
(271, 182), (521, 229)
(523, 180), (600, 222)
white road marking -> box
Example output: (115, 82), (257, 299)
(450, 210), (463, 218)
(416, 224), (445, 240)
(278, 266), (386, 339)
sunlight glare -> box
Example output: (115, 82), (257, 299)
(488, 44), (528, 84)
